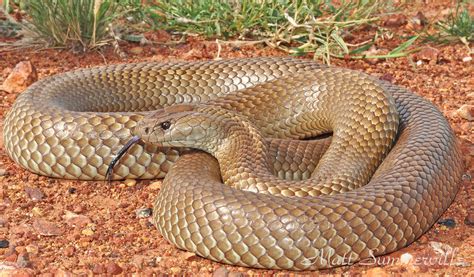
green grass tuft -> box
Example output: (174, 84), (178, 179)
(423, 1), (473, 47)
(150, 0), (415, 64)
(2, 0), (143, 51)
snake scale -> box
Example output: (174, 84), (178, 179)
(3, 58), (462, 270)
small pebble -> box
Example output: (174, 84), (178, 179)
(81, 228), (94, 236)
(17, 252), (31, 268)
(464, 213), (474, 226)
(462, 56), (472, 62)
(124, 179), (137, 187)
(438, 218), (456, 228)
(183, 252), (198, 261)
(0, 216), (7, 227)
(105, 261), (123, 275)
(148, 181), (162, 190)
(456, 105), (474, 121)
(132, 255), (146, 269)
(0, 239), (9, 248)
(63, 245), (75, 257)
(418, 235), (429, 244)
(24, 186), (45, 201)
(229, 272), (244, 277)
(25, 244), (38, 255)
(129, 47), (144, 55)
(4, 252), (18, 262)
(400, 253), (413, 265)
(415, 46), (440, 62)
(92, 264), (106, 274)
(68, 187), (77, 194)
(213, 266), (229, 277)
(1, 61), (38, 93)
(136, 207), (153, 218)
(33, 218), (64, 236)
(170, 267), (182, 274)
(31, 207), (43, 217)
(0, 168), (7, 176)
(64, 211), (92, 228)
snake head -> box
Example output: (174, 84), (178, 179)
(133, 104), (217, 150)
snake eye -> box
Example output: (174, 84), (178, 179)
(144, 127), (150, 134)
(160, 121), (171, 130)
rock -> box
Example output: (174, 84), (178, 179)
(92, 264), (106, 274)
(105, 261), (123, 275)
(383, 14), (407, 27)
(213, 266), (229, 277)
(16, 252), (31, 268)
(32, 218), (64, 236)
(4, 252), (18, 262)
(438, 218), (456, 228)
(25, 245), (38, 255)
(464, 212), (474, 226)
(415, 46), (439, 63)
(63, 245), (75, 257)
(1, 61), (38, 93)
(413, 11), (428, 26)
(132, 255), (145, 269)
(24, 186), (45, 201)
(170, 267), (182, 274)
(81, 228), (94, 236)
(0, 216), (7, 227)
(429, 241), (454, 256)
(63, 211), (92, 228)
(183, 252), (198, 261)
(0, 168), (7, 176)
(129, 47), (144, 55)
(462, 56), (472, 62)
(148, 30), (171, 43)
(400, 253), (413, 265)
(418, 235), (429, 244)
(67, 187), (77, 194)
(0, 239), (9, 248)
(380, 73), (394, 83)
(31, 207), (43, 217)
(123, 179), (137, 187)
(136, 207), (153, 218)
(148, 181), (162, 190)
(365, 267), (389, 277)
(457, 105), (474, 121)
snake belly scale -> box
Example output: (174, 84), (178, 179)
(3, 58), (462, 270)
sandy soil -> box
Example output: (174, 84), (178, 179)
(0, 2), (472, 276)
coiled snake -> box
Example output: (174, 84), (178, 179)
(3, 58), (462, 270)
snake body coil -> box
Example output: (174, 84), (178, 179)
(3, 58), (462, 270)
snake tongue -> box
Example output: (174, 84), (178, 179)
(106, 136), (141, 183)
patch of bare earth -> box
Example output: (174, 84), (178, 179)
(0, 3), (472, 276)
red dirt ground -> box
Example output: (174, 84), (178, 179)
(0, 2), (472, 276)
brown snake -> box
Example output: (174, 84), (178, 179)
(3, 58), (462, 270)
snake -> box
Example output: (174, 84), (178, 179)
(2, 58), (462, 270)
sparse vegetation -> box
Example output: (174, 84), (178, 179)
(423, 1), (473, 48)
(150, 0), (418, 63)
(7, 0), (472, 62)
(1, 0), (143, 51)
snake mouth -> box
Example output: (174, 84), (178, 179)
(106, 136), (141, 183)
(105, 136), (197, 182)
